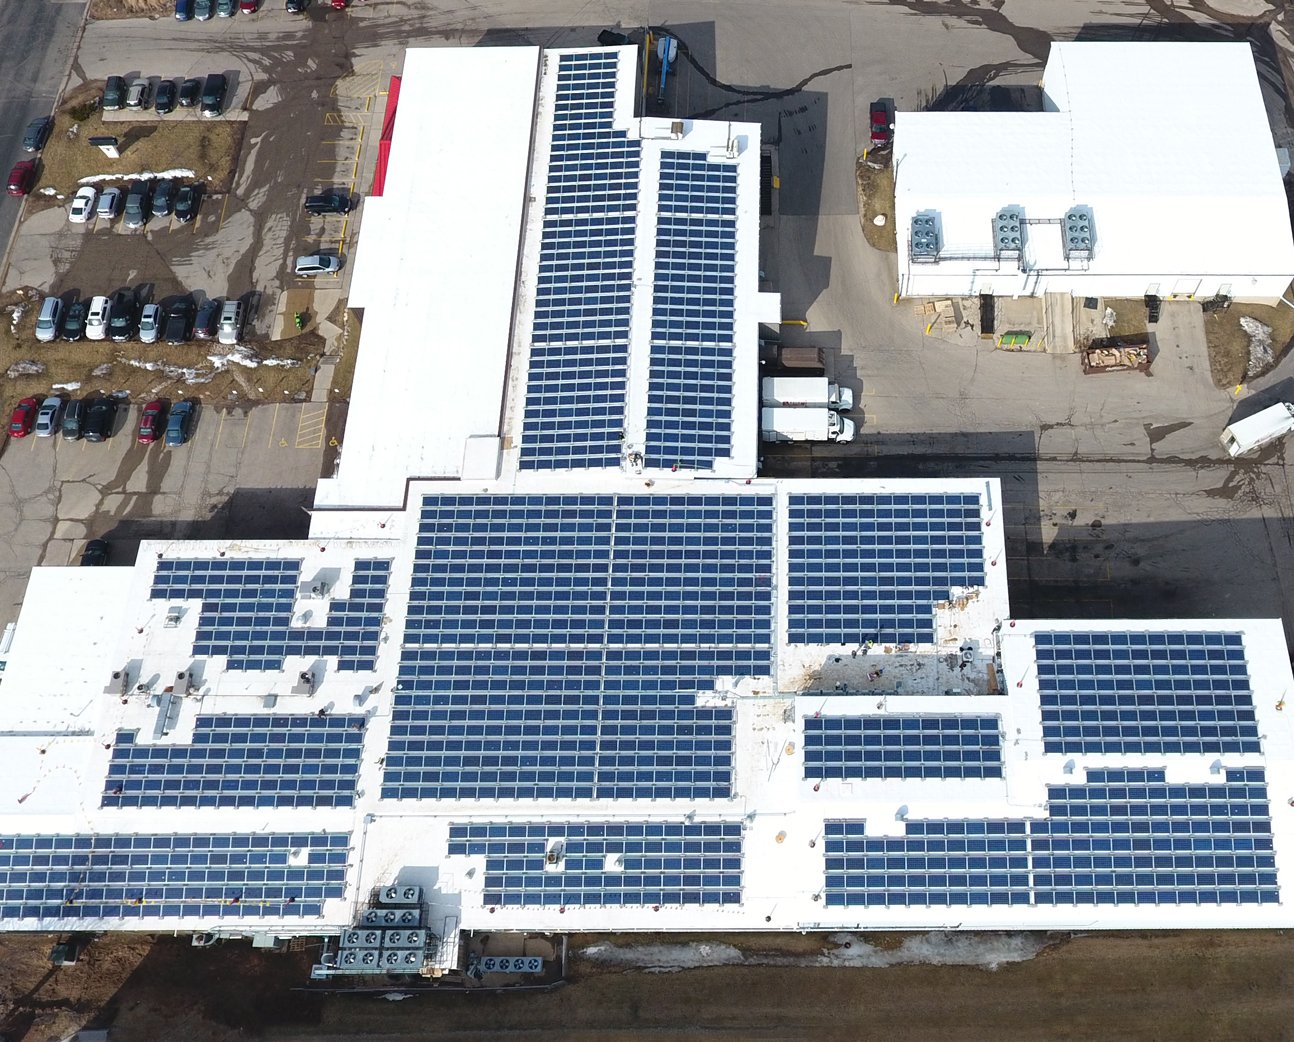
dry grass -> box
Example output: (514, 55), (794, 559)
(1096, 298), (1153, 338)
(323, 300), (363, 400)
(1203, 286), (1294, 388)
(89, 0), (171, 19)
(33, 84), (245, 201)
(855, 155), (896, 253)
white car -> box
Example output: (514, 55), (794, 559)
(85, 295), (112, 341)
(34, 397), (63, 438)
(137, 303), (162, 345)
(294, 254), (342, 277)
(68, 186), (98, 224)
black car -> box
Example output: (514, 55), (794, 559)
(59, 300), (87, 342)
(82, 397), (117, 443)
(79, 539), (110, 566)
(178, 78), (201, 107)
(304, 192), (350, 216)
(200, 73), (227, 118)
(194, 298), (221, 339)
(164, 299), (195, 345)
(61, 398), (85, 440)
(286, 0), (308, 11)
(151, 178), (176, 217)
(108, 290), (138, 342)
(22, 117), (53, 153)
(155, 80), (177, 115)
(597, 29), (631, 45)
(174, 183), (201, 223)
(102, 76), (126, 111)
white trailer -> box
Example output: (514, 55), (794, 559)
(1220, 402), (1294, 457)
(761, 376), (854, 411)
(760, 407), (856, 443)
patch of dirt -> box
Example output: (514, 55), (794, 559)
(1092, 298), (1152, 338)
(1203, 284), (1294, 388)
(856, 154), (896, 253)
(321, 299), (361, 401)
(88, 0), (172, 20)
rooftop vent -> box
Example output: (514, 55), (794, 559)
(910, 211), (941, 263)
(1062, 206), (1095, 260)
(993, 207), (1024, 257)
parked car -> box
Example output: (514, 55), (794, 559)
(138, 400), (166, 444)
(869, 100), (892, 147)
(108, 290), (137, 342)
(123, 179), (149, 229)
(331, 0), (347, 8)
(304, 192), (350, 216)
(79, 539), (110, 566)
(6, 160), (36, 197)
(69, 186), (97, 224)
(96, 186), (122, 221)
(164, 299), (195, 345)
(82, 396), (117, 442)
(137, 303), (163, 344)
(85, 295), (112, 341)
(194, 0), (214, 18)
(61, 398), (85, 440)
(200, 73), (227, 118)
(151, 178), (176, 218)
(216, 0), (236, 14)
(175, 0), (194, 18)
(239, 0), (258, 10)
(294, 254), (342, 276)
(102, 76), (126, 110)
(178, 78), (201, 107)
(126, 78), (152, 110)
(8, 397), (39, 438)
(60, 300), (87, 342)
(166, 400), (196, 446)
(194, 298), (221, 339)
(22, 117), (53, 153)
(216, 299), (245, 345)
(34, 297), (62, 343)
(174, 183), (201, 223)
(155, 80), (177, 115)
(34, 397), (64, 437)
(286, 0), (309, 11)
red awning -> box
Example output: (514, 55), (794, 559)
(371, 75), (402, 197)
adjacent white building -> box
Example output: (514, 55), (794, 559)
(894, 42), (1294, 303)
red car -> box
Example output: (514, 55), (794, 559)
(137, 399), (167, 444)
(869, 101), (892, 147)
(239, 0), (257, 9)
(331, 0), (347, 8)
(6, 160), (36, 197)
(8, 396), (39, 438)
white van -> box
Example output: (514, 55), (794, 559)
(217, 299), (244, 345)
(1220, 402), (1294, 458)
(34, 296), (62, 343)
(85, 295), (112, 341)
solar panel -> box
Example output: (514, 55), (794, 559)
(803, 715), (1004, 780)
(824, 769), (1278, 908)
(0, 832), (349, 922)
(399, 493), (775, 693)
(447, 820), (743, 907)
(103, 714), (366, 809)
(151, 558), (392, 671)
(521, 52), (641, 470)
(786, 493), (985, 644)
(381, 691), (733, 801)
(1035, 631), (1261, 755)
(644, 151), (738, 469)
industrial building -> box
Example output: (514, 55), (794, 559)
(894, 42), (1294, 303)
(0, 45), (1291, 978)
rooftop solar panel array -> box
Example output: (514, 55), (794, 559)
(522, 50), (642, 470)
(645, 151), (739, 470)
(786, 493), (985, 645)
(1035, 631), (1261, 755)
(103, 715), (366, 809)
(400, 494), (775, 692)
(382, 691), (733, 800)
(804, 715), (1004, 780)
(150, 558), (392, 671)
(448, 820), (743, 907)
(0, 832), (349, 922)
(824, 768), (1278, 908)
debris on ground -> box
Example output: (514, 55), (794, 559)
(1241, 315), (1274, 377)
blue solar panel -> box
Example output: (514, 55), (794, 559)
(645, 151), (738, 470)
(382, 691), (733, 800)
(447, 821), (743, 907)
(824, 769), (1278, 908)
(399, 494), (775, 692)
(804, 715), (1003, 780)
(103, 715), (366, 809)
(786, 493), (985, 644)
(0, 832), (348, 922)
(521, 52), (642, 470)
(1035, 631), (1260, 755)
(150, 558), (392, 671)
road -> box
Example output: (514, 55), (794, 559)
(0, 0), (87, 282)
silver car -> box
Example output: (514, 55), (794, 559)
(294, 254), (342, 277)
(96, 187), (122, 221)
(34, 397), (64, 438)
(137, 303), (163, 345)
(126, 78), (152, 110)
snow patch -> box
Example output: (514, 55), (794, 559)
(51, 382), (81, 392)
(1241, 316), (1274, 377)
(77, 168), (196, 186)
(207, 345), (302, 370)
(90, 363), (113, 378)
(121, 358), (214, 385)
(6, 360), (46, 379)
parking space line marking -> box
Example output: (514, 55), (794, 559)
(218, 193), (230, 232)
(295, 406), (326, 449)
(267, 403), (280, 449)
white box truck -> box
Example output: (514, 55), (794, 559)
(1220, 402), (1294, 457)
(761, 407), (856, 443)
(761, 376), (854, 411)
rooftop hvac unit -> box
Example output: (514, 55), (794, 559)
(910, 212), (941, 262)
(379, 884), (422, 906)
(992, 207), (1024, 257)
(361, 906), (421, 927)
(1062, 206), (1095, 260)
(382, 928), (428, 949)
